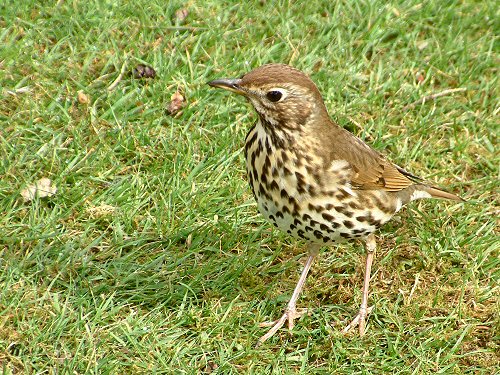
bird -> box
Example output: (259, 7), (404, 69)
(207, 63), (463, 346)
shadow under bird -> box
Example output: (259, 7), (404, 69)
(207, 63), (464, 346)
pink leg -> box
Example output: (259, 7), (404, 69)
(257, 245), (320, 346)
(342, 233), (376, 336)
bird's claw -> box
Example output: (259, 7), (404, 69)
(256, 307), (309, 346)
(342, 305), (374, 336)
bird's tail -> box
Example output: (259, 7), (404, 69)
(425, 186), (465, 202)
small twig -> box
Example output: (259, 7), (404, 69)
(145, 26), (205, 31)
(107, 57), (129, 92)
(403, 88), (466, 111)
(6, 87), (31, 96)
(406, 273), (420, 306)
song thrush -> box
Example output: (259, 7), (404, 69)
(208, 63), (463, 345)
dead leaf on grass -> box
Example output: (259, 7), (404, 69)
(77, 90), (90, 104)
(417, 40), (429, 50)
(167, 90), (185, 115)
(21, 177), (57, 202)
(415, 71), (425, 84)
(132, 64), (157, 79)
(175, 8), (189, 22)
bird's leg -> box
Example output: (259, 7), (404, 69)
(257, 244), (320, 346)
(342, 233), (376, 336)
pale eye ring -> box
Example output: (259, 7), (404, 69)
(265, 88), (287, 102)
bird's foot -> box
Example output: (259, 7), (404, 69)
(342, 305), (374, 336)
(256, 307), (309, 346)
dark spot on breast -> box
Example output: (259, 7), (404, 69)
(269, 180), (279, 191)
(248, 172), (254, 187)
(302, 213), (312, 221)
(250, 151), (257, 170)
(256, 139), (263, 157)
(265, 138), (272, 153)
(252, 170), (258, 184)
(340, 233), (351, 239)
(349, 201), (361, 209)
(288, 195), (298, 205)
(305, 164), (315, 175)
(310, 219), (320, 227)
(263, 155), (271, 173)
(343, 220), (354, 229)
(261, 171), (268, 185)
(297, 184), (307, 194)
(259, 184), (271, 200)
(308, 203), (323, 213)
(356, 215), (367, 222)
(245, 129), (257, 153)
(293, 218), (301, 226)
(320, 223), (329, 231)
(281, 150), (289, 163)
(289, 223), (296, 230)
(276, 211), (284, 219)
(282, 205), (290, 214)
(322, 213), (334, 221)
(313, 230), (323, 239)
(335, 205), (347, 214)
(308, 185), (317, 196)
(337, 190), (350, 199)
(295, 171), (305, 183)
(297, 229), (305, 239)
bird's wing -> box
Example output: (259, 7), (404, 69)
(327, 127), (419, 192)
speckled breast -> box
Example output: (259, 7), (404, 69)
(244, 124), (397, 244)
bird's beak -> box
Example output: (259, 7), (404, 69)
(207, 78), (245, 95)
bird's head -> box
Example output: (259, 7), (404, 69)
(208, 64), (328, 132)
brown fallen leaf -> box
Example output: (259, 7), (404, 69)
(77, 90), (90, 104)
(21, 177), (57, 202)
(132, 64), (156, 79)
(417, 40), (429, 50)
(175, 8), (189, 22)
(415, 71), (425, 84)
(167, 91), (185, 115)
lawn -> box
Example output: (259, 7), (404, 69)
(0, 0), (498, 373)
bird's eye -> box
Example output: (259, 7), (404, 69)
(266, 90), (283, 102)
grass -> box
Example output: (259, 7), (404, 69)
(0, 0), (498, 373)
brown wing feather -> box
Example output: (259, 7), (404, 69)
(325, 125), (415, 192)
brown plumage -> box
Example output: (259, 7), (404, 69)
(208, 63), (463, 345)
